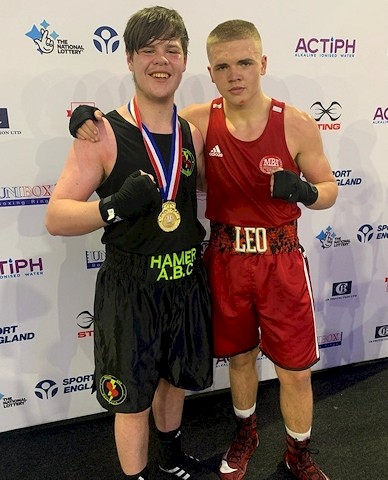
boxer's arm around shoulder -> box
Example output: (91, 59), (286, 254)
(189, 122), (207, 193)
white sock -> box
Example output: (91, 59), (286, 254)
(233, 403), (256, 419)
(285, 425), (311, 441)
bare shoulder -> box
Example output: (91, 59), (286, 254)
(284, 103), (319, 139)
(179, 102), (212, 135)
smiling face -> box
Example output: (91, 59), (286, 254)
(123, 6), (189, 104)
(127, 39), (187, 102)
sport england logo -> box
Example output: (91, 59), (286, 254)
(25, 20), (84, 55)
(35, 380), (59, 399)
(93, 26), (120, 54)
(357, 224), (373, 242)
(357, 224), (388, 242)
(333, 169), (362, 187)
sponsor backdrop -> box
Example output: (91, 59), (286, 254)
(1, 0), (387, 432)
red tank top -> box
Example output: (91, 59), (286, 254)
(205, 98), (301, 228)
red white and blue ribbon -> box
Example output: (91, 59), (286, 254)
(129, 97), (182, 202)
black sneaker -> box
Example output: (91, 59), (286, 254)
(159, 454), (205, 480)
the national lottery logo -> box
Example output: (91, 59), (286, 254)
(93, 26), (120, 54)
(0, 257), (44, 280)
(0, 185), (53, 207)
(1, 393), (27, 409)
(316, 226), (350, 249)
(86, 250), (105, 269)
(294, 36), (356, 58)
(357, 223), (388, 242)
(25, 19), (85, 55)
(311, 101), (342, 131)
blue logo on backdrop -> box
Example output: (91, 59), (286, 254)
(316, 226), (350, 248)
(86, 250), (105, 269)
(332, 281), (352, 297)
(26, 20), (84, 55)
(357, 224), (388, 242)
(0, 108), (10, 129)
(34, 380), (59, 399)
(357, 224), (374, 242)
(93, 26), (120, 53)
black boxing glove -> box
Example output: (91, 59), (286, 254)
(69, 105), (101, 138)
(99, 170), (161, 224)
(272, 170), (318, 206)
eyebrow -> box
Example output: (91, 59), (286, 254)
(213, 58), (253, 68)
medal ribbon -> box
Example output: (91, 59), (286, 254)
(129, 97), (182, 202)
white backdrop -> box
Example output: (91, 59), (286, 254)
(1, 0), (388, 432)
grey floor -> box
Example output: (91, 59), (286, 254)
(1, 357), (387, 479)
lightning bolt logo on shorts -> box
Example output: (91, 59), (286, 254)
(99, 374), (127, 405)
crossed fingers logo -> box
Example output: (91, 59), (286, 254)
(310, 101), (342, 122)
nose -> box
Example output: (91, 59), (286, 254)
(228, 65), (242, 82)
(153, 53), (168, 65)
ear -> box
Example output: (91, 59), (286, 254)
(260, 55), (267, 75)
(127, 52), (134, 72)
(207, 66), (215, 84)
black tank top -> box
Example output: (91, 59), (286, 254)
(96, 110), (205, 255)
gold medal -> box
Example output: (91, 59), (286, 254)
(158, 201), (181, 232)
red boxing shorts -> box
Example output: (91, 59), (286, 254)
(204, 221), (319, 370)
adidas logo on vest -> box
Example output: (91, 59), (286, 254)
(209, 145), (223, 157)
